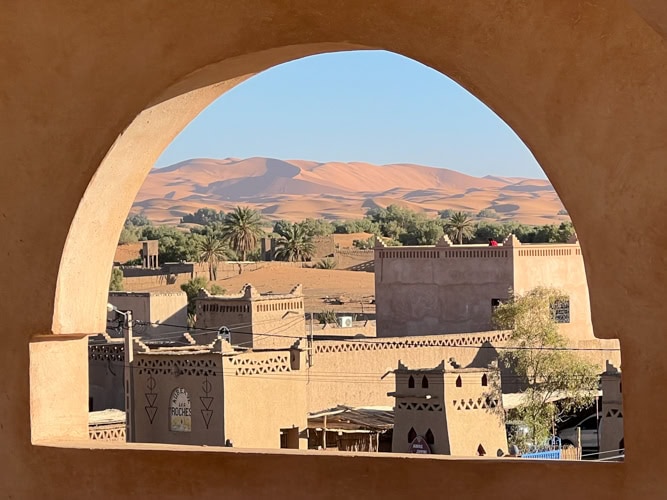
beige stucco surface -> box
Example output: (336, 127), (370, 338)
(3, 0), (667, 498)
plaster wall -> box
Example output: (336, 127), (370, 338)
(89, 342), (125, 411)
(132, 352), (226, 446)
(196, 291), (305, 349)
(600, 372), (625, 454)
(5, 0), (667, 498)
(108, 291), (188, 336)
(512, 245), (593, 342)
(443, 371), (507, 457)
(375, 247), (513, 336)
(307, 332), (507, 412)
(392, 369), (506, 456)
(222, 350), (308, 449)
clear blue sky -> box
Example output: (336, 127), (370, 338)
(156, 50), (543, 179)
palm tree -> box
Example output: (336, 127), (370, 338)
(445, 211), (475, 244)
(274, 223), (315, 262)
(220, 206), (265, 261)
(197, 234), (229, 281)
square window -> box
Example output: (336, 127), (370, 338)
(551, 298), (570, 323)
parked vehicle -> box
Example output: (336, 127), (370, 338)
(558, 414), (600, 450)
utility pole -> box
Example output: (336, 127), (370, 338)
(307, 313), (314, 368)
(123, 310), (135, 443)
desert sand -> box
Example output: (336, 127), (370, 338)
(133, 157), (567, 226)
(141, 266), (376, 315)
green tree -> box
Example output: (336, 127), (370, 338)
(492, 287), (599, 447)
(140, 225), (202, 264)
(221, 206), (264, 261)
(181, 207), (225, 226)
(109, 268), (123, 291)
(444, 211), (476, 244)
(399, 219), (445, 245)
(274, 223), (315, 262)
(299, 218), (334, 237)
(197, 234), (230, 281)
(180, 276), (209, 316)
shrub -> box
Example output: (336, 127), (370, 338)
(315, 258), (337, 269)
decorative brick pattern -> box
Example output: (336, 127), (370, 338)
(89, 344), (124, 362)
(314, 332), (511, 354)
(228, 354), (291, 376)
(89, 425), (125, 441)
(453, 397), (499, 411)
(397, 402), (443, 412)
(136, 357), (217, 376)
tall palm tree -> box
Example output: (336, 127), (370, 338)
(274, 223), (315, 262)
(445, 211), (475, 244)
(197, 234), (229, 281)
(220, 206), (265, 261)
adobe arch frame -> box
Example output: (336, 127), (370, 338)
(4, 1), (667, 498)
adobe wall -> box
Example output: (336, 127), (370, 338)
(88, 341), (125, 411)
(392, 368), (506, 457)
(443, 371), (506, 457)
(375, 246), (514, 336)
(307, 332), (620, 412)
(307, 331), (510, 412)
(512, 244), (593, 342)
(600, 371), (624, 454)
(310, 320), (377, 337)
(108, 291), (188, 336)
(223, 350), (308, 449)
(6, 1), (667, 499)
(132, 352), (226, 446)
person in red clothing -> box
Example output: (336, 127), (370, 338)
(488, 238), (499, 246)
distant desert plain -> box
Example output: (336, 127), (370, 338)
(131, 157), (567, 226)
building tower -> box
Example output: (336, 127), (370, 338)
(390, 360), (507, 457)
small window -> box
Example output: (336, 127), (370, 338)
(421, 376), (429, 388)
(408, 375), (415, 388)
(481, 374), (488, 387)
(551, 298), (570, 323)
(425, 429), (435, 445)
(456, 375), (462, 388)
(491, 298), (505, 310)
(408, 427), (417, 443)
(477, 444), (486, 456)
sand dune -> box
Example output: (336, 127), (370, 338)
(132, 157), (568, 226)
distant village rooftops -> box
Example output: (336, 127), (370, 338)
(198, 283), (303, 301)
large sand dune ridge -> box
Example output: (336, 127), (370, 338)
(133, 157), (567, 225)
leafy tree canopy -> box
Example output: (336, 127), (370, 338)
(493, 287), (599, 446)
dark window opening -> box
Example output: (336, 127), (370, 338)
(421, 375), (429, 388)
(456, 375), (462, 388)
(408, 427), (417, 443)
(477, 444), (486, 456)
(551, 298), (570, 323)
(491, 298), (506, 310)
(481, 374), (488, 386)
(408, 375), (415, 388)
(425, 429), (435, 445)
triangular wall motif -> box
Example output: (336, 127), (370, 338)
(145, 393), (157, 406)
(145, 406), (158, 424)
(201, 409), (213, 428)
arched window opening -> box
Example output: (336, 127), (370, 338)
(481, 374), (488, 387)
(456, 376), (462, 388)
(425, 429), (435, 445)
(408, 375), (415, 388)
(408, 427), (417, 443)
(421, 375), (429, 388)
